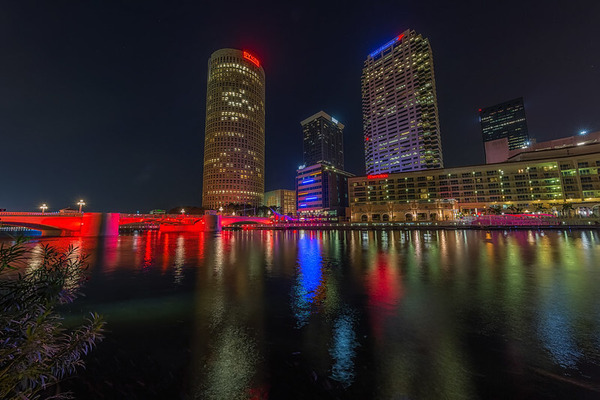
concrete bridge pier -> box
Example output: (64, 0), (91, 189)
(81, 213), (120, 237)
(203, 214), (222, 232)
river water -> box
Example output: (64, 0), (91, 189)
(8, 229), (600, 399)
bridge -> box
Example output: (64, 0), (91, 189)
(119, 213), (272, 232)
(0, 212), (272, 237)
(0, 212), (120, 237)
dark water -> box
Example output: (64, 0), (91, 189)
(8, 230), (600, 399)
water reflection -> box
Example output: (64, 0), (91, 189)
(292, 231), (325, 328)
(5, 229), (600, 399)
(174, 235), (185, 284)
(329, 309), (358, 387)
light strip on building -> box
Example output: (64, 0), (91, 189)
(368, 34), (405, 58)
(367, 173), (389, 179)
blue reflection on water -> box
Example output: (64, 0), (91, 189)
(292, 233), (323, 328)
(539, 303), (583, 369)
(330, 310), (358, 387)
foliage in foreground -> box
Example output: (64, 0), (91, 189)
(0, 239), (105, 399)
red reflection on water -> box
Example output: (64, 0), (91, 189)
(197, 232), (205, 261)
(103, 236), (119, 271)
(143, 232), (153, 269)
(367, 253), (403, 340)
(162, 233), (170, 272)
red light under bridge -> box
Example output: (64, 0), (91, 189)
(0, 212), (273, 237)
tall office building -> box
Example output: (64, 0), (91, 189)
(301, 111), (344, 169)
(479, 97), (530, 162)
(202, 48), (266, 209)
(362, 29), (443, 174)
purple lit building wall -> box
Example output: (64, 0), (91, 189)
(296, 163), (353, 221)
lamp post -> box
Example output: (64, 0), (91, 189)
(40, 204), (48, 214)
(181, 208), (185, 215)
(77, 199), (86, 213)
(219, 206), (224, 214)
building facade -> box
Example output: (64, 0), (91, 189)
(480, 97), (530, 162)
(301, 111), (345, 169)
(202, 48), (266, 209)
(486, 130), (600, 164)
(296, 164), (354, 221)
(362, 29), (443, 175)
(349, 145), (600, 222)
(264, 189), (296, 216)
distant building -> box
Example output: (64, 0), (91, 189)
(349, 142), (600, 221)
(264, 189), (296, 216)
(362, 29), (443, 174)
(296, 163), (354, 221)
(480, 97), (530, 163)
(485, 130), (600, 164)
(301, 111), (345, 169)
(202, 48), (266, 209)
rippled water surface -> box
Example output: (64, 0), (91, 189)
(8, 230), (600, 399)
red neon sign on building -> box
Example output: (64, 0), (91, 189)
(367, 173), (389, 179)
(243, 51), (260, 67)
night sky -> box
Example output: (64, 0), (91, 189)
(2, 1), (599, 212)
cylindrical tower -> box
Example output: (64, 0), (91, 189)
(202, 48), (265, 209)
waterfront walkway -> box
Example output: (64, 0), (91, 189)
(242, 217), (600, 230)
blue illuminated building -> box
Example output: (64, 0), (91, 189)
(296, 163), (353, 221)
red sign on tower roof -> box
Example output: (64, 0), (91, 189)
(243, 51), (260, 67)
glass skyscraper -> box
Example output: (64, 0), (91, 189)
(301, 111), (344, 169)
(362, 29), (443, 174)
(202, 48), (265, 209)
(479, 97), (530, 153)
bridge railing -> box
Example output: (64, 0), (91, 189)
(119, 214), (204, 219)
(0, 212), (83, 217)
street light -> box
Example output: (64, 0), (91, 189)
(219, 206), (224, 213)
(77, 199), (86, 213)
(40, 204), (48, 213)
(181, 208), (185, 215)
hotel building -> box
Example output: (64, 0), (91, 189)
(480, 97), (530, 163)
(349, 144), (600, 222)
(362, 29), (443, 174)
(296, 164), (353, 221)
(202, 48), (266, 209)
(301, 111), (345, 169)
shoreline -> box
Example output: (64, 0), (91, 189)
(232, 221), (600, 231)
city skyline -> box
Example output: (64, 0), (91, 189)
(1, 2), (599, 212)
